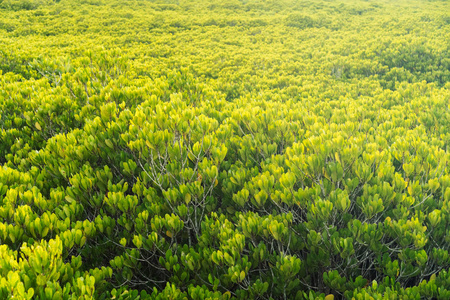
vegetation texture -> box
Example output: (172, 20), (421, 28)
(0, 0), (449, 299)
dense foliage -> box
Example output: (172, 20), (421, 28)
(0, 0), (449, 299)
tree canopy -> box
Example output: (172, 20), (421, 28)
(0, 0), (449, 299)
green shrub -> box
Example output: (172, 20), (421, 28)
(0, 0), (449, 299)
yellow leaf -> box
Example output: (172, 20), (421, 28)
(35, 122), (42, 130)
(185, 193), (191, 205)
(407, 184), (413, 196)
(146, 140), (154, 150)
(240, 270), (245, 281)
(166, 230), (173, 238)
(325, 295), (334, 300)
(105, 139), (114, 149)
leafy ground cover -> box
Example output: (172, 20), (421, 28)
(0, 0), (449, 299)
